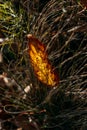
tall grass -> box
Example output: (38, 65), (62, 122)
(0, 0), (87, 130)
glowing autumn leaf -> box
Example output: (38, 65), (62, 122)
(27, 34), (59, 86)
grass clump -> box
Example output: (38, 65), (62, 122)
(0, 0), (87, 130)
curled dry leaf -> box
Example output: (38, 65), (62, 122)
(27, 34), (59, 87)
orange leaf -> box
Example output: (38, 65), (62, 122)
(27, 34), (59, 87)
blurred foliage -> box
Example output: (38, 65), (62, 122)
(0, 0), (29, 38)
(0, 0), (30, 76)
